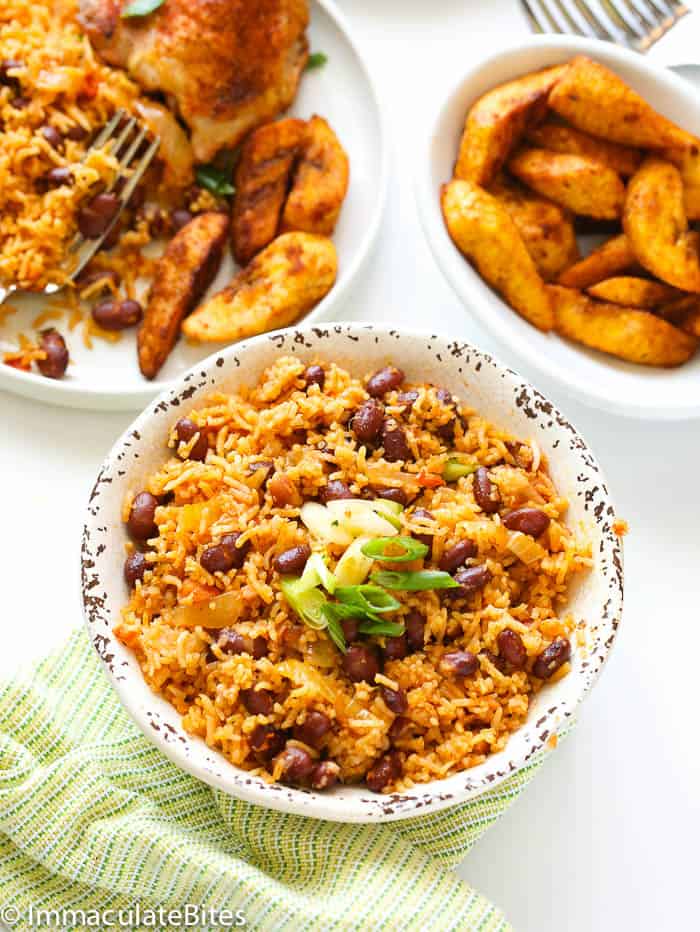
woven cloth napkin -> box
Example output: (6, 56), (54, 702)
(0, 629), (557, 931)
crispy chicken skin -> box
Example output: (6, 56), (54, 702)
(78, 0), (310, 162)
(138, 212), (229, 379)
(183, 232), (337, 343)
(231, 118), (306, 266)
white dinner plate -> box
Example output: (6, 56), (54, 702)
(0, 0), (388, 411)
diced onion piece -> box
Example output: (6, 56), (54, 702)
(305, 637), (338, 668)
(326, 499), (399, 538)
(300, 502), (353, 547)
(507, 531), (546, 565)
(334, 536), (374, 587)
(169, 590), (242, 628)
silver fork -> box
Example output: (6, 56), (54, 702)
(521, 0), (689, 52)
(0, 109), (160, 305)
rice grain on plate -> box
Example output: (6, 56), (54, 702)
(115, 357), (591, 793)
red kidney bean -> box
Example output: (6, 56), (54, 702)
(502, 508), (551, 537)
(249, 724), (285, 759)
(10, 96), (29, 109)
(388, 716), (409, 741)
(405, 611), (426, 651)
(293, 710), (332, 747)
(65, 123), (88, 141)
(170, 208), (193, 231)
(75, 267), (120, 292)
(366, 751), (402, 792)
(37, 328), (68, 379)
(101, 217), (122, 250)
(276, 745), (315, 782)
(375, 487), (409, 506)
(497, 629), (527, 670)
(383, 634), (408, 661)
(45, 166), (73, 187)
(396, 389), (419, 408)
(438, 539), (477, 573)
(77, 192), (120, 239)
(124, 551), (148, 587)
(533, 637), (571, 679)
(40, 125), (62, 150)
(217, 629), (267, 658)
(342, 645), (380, 683)
(303, 364), (325, 389)
(436, 419), (456, 443)
(366, 366), (405, 397)
(200, 532), (249, 573)
(351, 398), (385, 443)
(287, 428), (307, 446)
(310, 760), (340, 790)
(92, 298), (142, 331)
(273, 543), (311, 575)
(174, 417), (208, 461)
(340, 618), (359, 643)
(439, 650), (478, 678)
(241, 688), (274, 716)
(127, 491), (159, 541)
(381, 419), (412, 462)
(381, 686), (408, 714)
(450, 565), (492, 597)
(473, 467), (501, 514)
(268, 473), (300, 507)
(319, 480), (352, 503)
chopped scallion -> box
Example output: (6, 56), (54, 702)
(443, 458), (478, 482)
(371, 570), (459, 591)
(361, 535), (428, 563)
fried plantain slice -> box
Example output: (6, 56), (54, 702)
(138, 212), (229, 379)
(182, 232), (337, 342)
(586, 276), (681, 309)
(441, 178), (553, 330)
(550, 284), (697, 367)
(624, 158), (700, 293)
(231, 117), (305, 265)
(490, 175), (579, 281)
(508, 148), (625, 219)
(454, 64), (568, 187)
(525, 117), (641, 177)
(548, 56), (695, 150)
(557, 235), (636, 289)
(661, 145), (700, 221)
(280, 116), (349, 237)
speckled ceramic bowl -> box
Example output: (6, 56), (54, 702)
(81, 324), (624, 822)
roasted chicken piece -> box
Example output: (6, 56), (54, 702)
(231, 118), (306, 266)
(138, 212), (229, 379)
(78, 0), (310, 162)
(183, 232), (337, 343)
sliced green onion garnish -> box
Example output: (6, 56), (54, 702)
(302, 551), (336, 594)
(280, 578), (328, 629)
(324, 614), (347, 652)
(443, 458), (478, 482)
(322, 602), (371, 622)
(371, 570), (459, 591)
(335, 584), (401, 614)
(357, 620), (406, 638)
(361, 535), (428, 563)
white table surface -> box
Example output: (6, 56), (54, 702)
(1, 2), (699, 929)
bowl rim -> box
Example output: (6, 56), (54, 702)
(414, 34), (700, 421)
(0, 0), (390, 413)
(81, 321), (624, 822)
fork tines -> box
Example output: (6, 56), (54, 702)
(69, 108), (160, 281)
(521, 0), (689, 51)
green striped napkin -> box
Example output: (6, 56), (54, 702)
(0, 630), (554, 931)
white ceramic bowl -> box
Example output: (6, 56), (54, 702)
(81, 323), (623, 822)
(416, 36), (700, 421)
(0, 0), (388, 412)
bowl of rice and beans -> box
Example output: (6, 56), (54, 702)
(82, 325), (624, 821)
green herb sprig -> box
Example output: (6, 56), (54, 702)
(305, 52), (328, 71)
(195, 164), (235, 197)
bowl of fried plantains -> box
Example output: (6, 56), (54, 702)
(417, 36), (700, 420)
